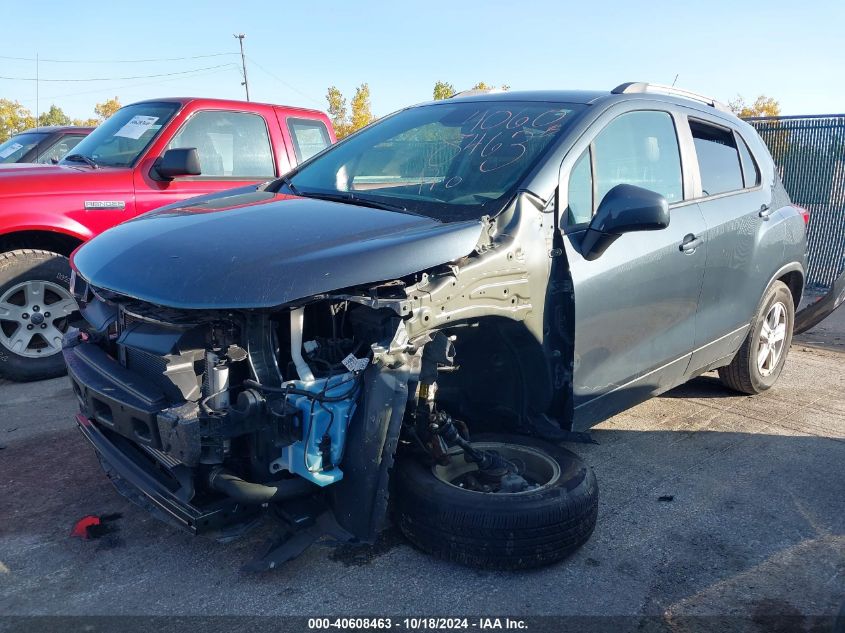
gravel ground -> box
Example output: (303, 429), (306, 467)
(0, 317), (842, 625)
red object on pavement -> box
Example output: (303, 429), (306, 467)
(71, 515), (101, 539)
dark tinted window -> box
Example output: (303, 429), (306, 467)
(690, 120), (743, 196)
(288, 118), (331, 163)
(592, 111), (683, 204)
(736, 134), (760, 188)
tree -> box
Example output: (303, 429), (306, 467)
(326, 86), (350, 138)
(350, 83), (373, 133)
(37, 104), (72, 127)
(433, 81), (455, 100)
(72, 117), (100, 127)
(0, 99), (36, 142)
(728, 95), (781, 118)
(94, 97), (121, 122)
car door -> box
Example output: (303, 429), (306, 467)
(132, 109), (280, 215)
(559, 107), (708, 427)
(684, 116), (785, 372)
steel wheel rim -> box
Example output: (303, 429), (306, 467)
(0, 280), (77, 359)
(432, 442), (560, 495)
(757, 301), (787, 377)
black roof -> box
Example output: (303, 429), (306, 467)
(24, 125), (95, 134)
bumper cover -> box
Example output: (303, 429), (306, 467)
(65, 333), (252, 533)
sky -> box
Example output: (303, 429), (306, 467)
(3, 0), (843, 121)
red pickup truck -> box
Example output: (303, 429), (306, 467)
(0, 97), (335, 381)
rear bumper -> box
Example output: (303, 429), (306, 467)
(794, 269), (845, 334)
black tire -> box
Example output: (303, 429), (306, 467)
(0, 249), (75, 382)
(718, 280), (794, 395)
(393, 434), (598, 570)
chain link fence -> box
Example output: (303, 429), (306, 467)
(748, 115), (845, 291)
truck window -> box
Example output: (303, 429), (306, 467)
(287, 118), (331, 162)
(168, 111), (275, 178)
(62, 102), (180, 167)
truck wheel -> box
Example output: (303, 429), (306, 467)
(718, 280), (794, 394)
(0, 249), (77, 382)
(393, 434), (598, 570)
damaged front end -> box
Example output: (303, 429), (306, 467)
(64, 191), (570, 568)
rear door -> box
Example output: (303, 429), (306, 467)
(132, 108), (281, 215)
(559, 105), (708, 426)
(684, 116), (784, 372)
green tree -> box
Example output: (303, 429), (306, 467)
(326, 85), (350, 138)
(433, 81), (455, 100)
(349, 83), (373, 133)
(94, 97), (121, 122)
(0, 99), (36, 142)
(37, 104), (72, 127)
(728, 95), (781, 118)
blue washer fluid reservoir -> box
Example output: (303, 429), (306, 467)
(269, 373), (360, 486)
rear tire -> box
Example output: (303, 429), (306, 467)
(0, 249), (76, 382)
(718, 280), (794, 395)
(393, 434), (598, 570)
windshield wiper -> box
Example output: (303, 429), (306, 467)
(297, 190), (416, 214)
(64, 154), (99, 169)
(277, 174), (301, 195)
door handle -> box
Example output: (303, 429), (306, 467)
(758, 204), (773, 220)
(679, 234), (702, 253)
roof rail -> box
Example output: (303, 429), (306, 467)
(450, 87), (503, 98)
(612, 82), (731, 113)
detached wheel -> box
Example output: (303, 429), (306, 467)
(0, 249), (77, 382)
(393, 434), (598, 570)
(718, 280), (794, 394)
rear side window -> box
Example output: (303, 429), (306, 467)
(35, 134), (87, 164)
(690, 120), (743, 196)
(168, 110), (275, 178)
(592, 111), (683, 204)
(736, 134), (760, 188)
(288, 118), (331, 163)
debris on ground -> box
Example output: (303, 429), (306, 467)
(658, 495), (675, 502)
(70, 513), (122, 539)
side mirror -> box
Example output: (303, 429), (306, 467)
(580, 184), (669, 260)
(154, 147), (201, 180)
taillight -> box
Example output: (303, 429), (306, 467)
(796, 205), (810, 225)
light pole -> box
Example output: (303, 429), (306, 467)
(234, 33), (250, 101)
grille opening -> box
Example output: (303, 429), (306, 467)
(92, 398), (113, 425)
(132, 418), (152, 441)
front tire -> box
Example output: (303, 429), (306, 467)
(718, 280), (794, 394)
(393, 434), (598, 570)
(0, 249), (77, 382)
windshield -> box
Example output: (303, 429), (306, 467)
(286, 101), (584, 221)
(61, 102), (180, 168)
(0, 133), (47, 163)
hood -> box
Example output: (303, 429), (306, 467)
(72, 189), (484, 310)
(0, 163), (130, 197)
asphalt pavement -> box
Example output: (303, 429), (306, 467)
(0, 317), (842, 624)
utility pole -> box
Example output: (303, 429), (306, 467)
(233, 33), (250, 101)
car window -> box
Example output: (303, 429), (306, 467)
(0, 132), (47, 163)
(288, 118), (331, 163)
(592, 111), (683, 205)
(168, 110), (274, 178)
(736, 133), (760, 188)
(567, 149), (593, 225)
(35, 134), (87, 164)
(689, 120), (744, 196)
(288, 101), (585, 222)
